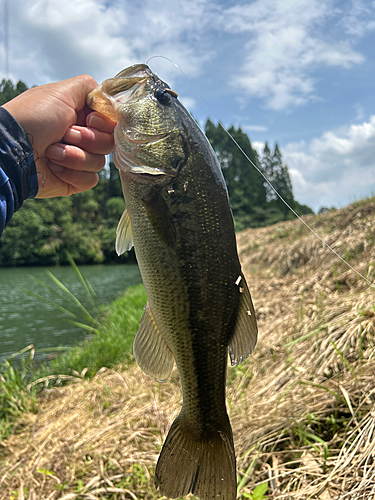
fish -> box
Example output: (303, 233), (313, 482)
(87, 64), (258, 500)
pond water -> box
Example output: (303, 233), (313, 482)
(0, 264), (142, 361)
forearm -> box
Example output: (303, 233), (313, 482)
(0, 107), (38, 236)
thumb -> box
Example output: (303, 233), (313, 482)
(61, 74), (99, 112)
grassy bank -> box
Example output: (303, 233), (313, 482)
(0, 283), (147, 443)
(1, 198), (375, 499)
(38, 283), (147, 380)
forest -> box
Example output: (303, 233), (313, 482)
(0, 79), (312, 267)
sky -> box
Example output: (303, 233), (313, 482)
(1, 0), (375, 212)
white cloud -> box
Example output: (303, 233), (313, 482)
(4, 0), (374, 115)
(9, 0), (134, 84)
(340, 0), (375, 36)
(244, 125), (268, 133)
(283, 116), (375, 210)
(178, 96), (197, 111)
(222, 0), (365, 110)
(252, 141), (265, 156)
(6, 0), (219, 87)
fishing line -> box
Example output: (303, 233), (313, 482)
(146, 55), (375, 289)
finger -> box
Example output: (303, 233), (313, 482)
(77, 105), (99, 126)
(45, 144), (106, 172)
(62, 125), (114, 155)
(64, 74), (99, 113)
(86, 112), (117, 133)
(47, 161), (99, 194)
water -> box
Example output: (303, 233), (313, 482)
(0, 264), (142, 361)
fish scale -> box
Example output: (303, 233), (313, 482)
(87, 63), (258, 500)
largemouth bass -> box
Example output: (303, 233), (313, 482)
(87, 64), (258, 500)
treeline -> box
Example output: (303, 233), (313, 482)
(0, 79), (28, 105)
(205, 120), (312, 231)
(0, 80), (312, 267)
(0, 162), (129, 266)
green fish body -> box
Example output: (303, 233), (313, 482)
(87, 64), (258, 500)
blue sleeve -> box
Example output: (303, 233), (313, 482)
(0, 107), (38, 237)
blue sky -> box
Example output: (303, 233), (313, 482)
(1, 0), (375, 212)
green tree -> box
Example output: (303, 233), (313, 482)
(0, 78), (135, 266)
(0, 79), (28, 105)
(205, 119), (267, 230)
(205, 121), (313, 229)
(270, 143), (294, 216)
(0, 87), (314, 266)
(260, 142), (274, 202)
(260, 143), (312, 218)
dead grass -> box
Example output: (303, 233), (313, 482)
(2, 197), (375, 500)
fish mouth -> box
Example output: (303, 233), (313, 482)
(86, 87), (118, 121)
(87, 86), (167, 145)
(87, 64), (178, 126)
(87, 85), (167, 145)
(86, 64), (152, 122)
(87, 64), (178, 175)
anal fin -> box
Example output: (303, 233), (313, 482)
(229, 272), (258, 366)
(133, 302), (174, 382)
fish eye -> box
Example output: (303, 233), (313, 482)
(155, 88), (171, 106)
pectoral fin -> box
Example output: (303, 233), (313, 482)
(116, 208), (133, 256)
(142, 189), (177, 249)
(229, 273), (258, 366)
(134, 302), (174, 382)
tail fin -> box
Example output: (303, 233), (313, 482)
(155, 414), (236, 500)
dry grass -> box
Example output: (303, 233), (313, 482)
(2, 198), (375, 500)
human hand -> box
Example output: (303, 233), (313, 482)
(3, 75), (116, 198)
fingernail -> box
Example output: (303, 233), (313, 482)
(88, 114), (106, 129)
(47, 145), (65, 161)
(69, 127), (82, 142)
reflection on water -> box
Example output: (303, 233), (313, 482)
(0, 264), (142, 360)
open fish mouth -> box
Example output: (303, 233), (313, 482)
(87, 64), (178, 126)
(87, 84), (169, 146)
(86, 64), (151, 122)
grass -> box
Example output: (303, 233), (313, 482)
(2, 198), (375, 498)
(34, 283), (147, 382)
(18, 253), (148, 384)
(0, 271), (147, 442)
(0, 346), (38, 441)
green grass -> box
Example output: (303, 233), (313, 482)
(0, 253), (148, 441)
(34, 283), (147, 382)
(0, 281), (147, 440)
(0, 345), (38, 440)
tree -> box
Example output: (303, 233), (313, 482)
(270, 143), (294, 216)
(205, 119), (267, 230)
(260, 142), (274, 202)
(0, 79), (28, 105)
(205, 120), (313, 229)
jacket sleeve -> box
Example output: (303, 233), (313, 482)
(0, 107), (38, 237)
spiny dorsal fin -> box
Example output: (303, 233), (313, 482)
(133, 302), (174, 382)
(229, 272), (258, 366)
(116, 207), (133, 256)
